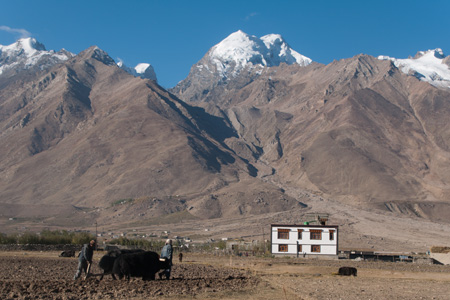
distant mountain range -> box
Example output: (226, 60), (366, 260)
(2, 33), (448, 89)
(1, 31), (450, 232)
(0, 37), (157, 81)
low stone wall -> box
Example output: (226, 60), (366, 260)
(0, 244), (81, 252)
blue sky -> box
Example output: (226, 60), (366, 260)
(1, 0), (449, 88)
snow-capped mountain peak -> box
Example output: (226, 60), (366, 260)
(20, 38), (46, 53)
(1, 38), (46, 56)
(135, 63), (151, 74)
(117, 60), (157, 82)
(378, 48), (450, 89)
(0, 38), (74, 76)
(211, 30), (268, 71)
(207, 30), (312, 78)
(261, 33), (311, 66)
(414, 48), (445, 60)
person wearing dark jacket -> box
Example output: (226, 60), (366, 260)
(73, 240), (96, 280)
(158, 239), (173, 279)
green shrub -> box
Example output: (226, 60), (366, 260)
(39, 230), (73, 245)
(0, 230), (95, 245)
(108, 237), (165, 250)
(18, 232), (40, 244)
(71, 232), (95, 245)
(0, 233), (17, 244)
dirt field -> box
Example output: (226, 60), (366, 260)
(0, 251), (449, 300)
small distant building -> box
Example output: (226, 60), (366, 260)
(271, 213), (338, 258)
(226, 240), (261, 251)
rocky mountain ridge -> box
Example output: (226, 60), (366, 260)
(171, 30), (312, 103)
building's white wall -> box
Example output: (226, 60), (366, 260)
(271, 225), (338, 255)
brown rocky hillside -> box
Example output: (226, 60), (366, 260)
(172, 55), (450, 222)
(0, 46), (299, 228)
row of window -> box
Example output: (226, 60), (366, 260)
(278, 244), (321, 253)
(277, 229), (335, 240)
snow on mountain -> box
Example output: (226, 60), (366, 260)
(0, 38), (74, 75)
(134, 63), (157, 81)
(378, 49), (450, 89)
(261, 34), (311, 66)
(207, 30), (312, 78)
(117, 60), (157, 82)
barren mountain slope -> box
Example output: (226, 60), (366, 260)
(173, 55), (450, 221)
(0, 46), (300, 227)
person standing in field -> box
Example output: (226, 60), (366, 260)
(73, 239), (95, 280)
(159, 239), (173, 279)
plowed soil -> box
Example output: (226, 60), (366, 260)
(1, 252), (450, 299)
(0, 252), (259, 300)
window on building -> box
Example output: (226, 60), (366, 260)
(279, 244), (288, 252)
(311, 245), (321, 253)
(298, 229), (303, 239)
(297, 244), (302, 253)
(329, 230), (335, 241)
(310, 230), (322, 240)
(278, 229), (290, 239)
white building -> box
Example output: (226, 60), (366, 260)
(271, 223), (339, 257)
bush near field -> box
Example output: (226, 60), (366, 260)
(430, 246), (450, 253)
(0, 230), (95, 245)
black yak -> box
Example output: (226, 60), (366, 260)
(98, 249), (144, 280)
(112, 251), (170, 281)
(338, 266), (357, 276)
(59, 250), (75, 257)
